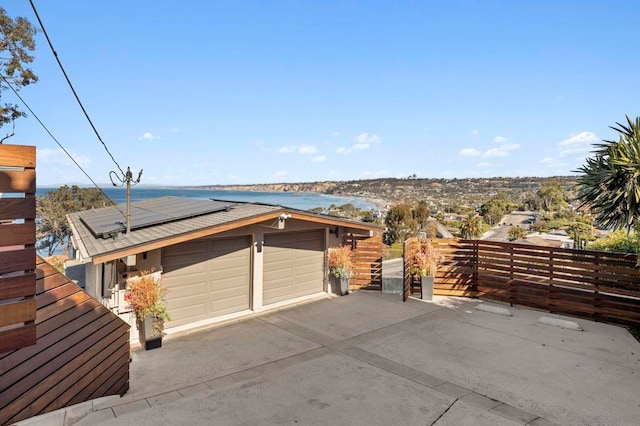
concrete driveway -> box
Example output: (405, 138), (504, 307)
(36, 292), (640, 425)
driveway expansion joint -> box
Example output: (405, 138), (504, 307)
(78, 296), (556, 426)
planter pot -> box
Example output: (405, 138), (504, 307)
(330, 275), (350, 296)
(420, 275), (434, 301)
(137, 314), (163, 350)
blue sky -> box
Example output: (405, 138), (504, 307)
(4, 1), (640, 186)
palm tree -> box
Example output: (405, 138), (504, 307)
(575, 116), (640, 233)
(460, 215), (483, 239)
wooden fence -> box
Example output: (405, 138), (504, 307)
(0, 144), (37, 353)
(0, 257), (131, 424)
(343, 235), (383, 291)
(404, 238), (640, 327)
(0, 144), (130, 424)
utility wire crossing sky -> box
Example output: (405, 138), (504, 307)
(3, 1), (640, 186)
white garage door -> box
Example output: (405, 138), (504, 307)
(162, 236), (251, 327)
(263, 230), (325, 306)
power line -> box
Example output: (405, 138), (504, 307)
(1, 75), (127, 221)
(28, 0), (126, 177)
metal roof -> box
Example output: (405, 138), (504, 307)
(79, 197), (233, 239)
(67, 196), (380, 263)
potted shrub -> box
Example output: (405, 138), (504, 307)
(410, 239), (442, 300)
(328, 245), (354, 296)
(125, 270), (171, 350)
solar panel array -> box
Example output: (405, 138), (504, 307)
(79, 196), (233, 239)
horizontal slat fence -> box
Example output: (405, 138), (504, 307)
(343, 235), (382, 290)
(404, 238), (476, 298)
(0, 257), (130, 425)
(0, 144), (37, 353)
(404, 238), (640, 327)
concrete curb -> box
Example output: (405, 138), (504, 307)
(538, 316), (583, 331)
(474, 303), (513, 317)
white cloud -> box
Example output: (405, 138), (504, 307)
(471, 130), (480, 136)
(541, 157), (565, 168)
(279, 146), (296, 153)
(558, 131), (598, 157)
(331, 132), (339, 138)
(501, 143), (520, 150)
(355, 133), (381, 144)
(481, 143), (520, 159)
(298, 144), (317, 154)
(38, 148), (91, 168)
(139, 132), (159, 141)
(459, 148), (481, 157)
(336, 132), (381, 155)
(482, 148), (509, 158)
(493, 136), (508, 143)
(477, 162), (491, 168)
(273, 171), (288, 178)
(171, 128), (179, 132)
(279, 144), (317, 154)
(312, 155), (326, 163)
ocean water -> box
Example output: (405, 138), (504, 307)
(35, 187), (379, 211)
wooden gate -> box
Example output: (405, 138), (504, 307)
(343, 235), (382, 291)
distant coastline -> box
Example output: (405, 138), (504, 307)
(35, 186), (383, 211)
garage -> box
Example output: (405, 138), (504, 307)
(263, 230), (325, 306)
(162, 236), (251, 327)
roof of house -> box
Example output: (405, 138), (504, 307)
(521, 235), (566, 248)
(68, 196), (381, 264)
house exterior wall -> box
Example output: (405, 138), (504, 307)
(82, 218), (374, 339)
(85, 262), (101, 301)
(134, 249), (162, 272)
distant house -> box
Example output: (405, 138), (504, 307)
(522, 232), (574, 249)
(443, 213), (468, 222)
(66, 196), (380, 336)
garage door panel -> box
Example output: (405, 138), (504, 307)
(163, 254), (211, 273)
(263, 230), (324, 306)
(162, 236), (251, 327)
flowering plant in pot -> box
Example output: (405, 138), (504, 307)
(328, 245), (354, 295)
(125, 270), (171, 350)
(410, 239), (442, 300)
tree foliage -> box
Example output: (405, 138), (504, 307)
(413, 200), (430, 229)
(576, 116), (640, 233)
(36, 186), (110, 256)
(566, 221), (594, 249)
(480, 193), (514, 225)
(0, 7), (37, 134)
(460, 215), (483, 239)
(536, 179), (568, 212)
(508, 226), (526, 241)
(587, 230), (640, 253)
(383, 202), (418, 244)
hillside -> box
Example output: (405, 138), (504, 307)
(197, 176), (578, 211)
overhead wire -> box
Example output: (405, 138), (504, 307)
(28, 0), (126, 177)
(1, 75), (127, 221)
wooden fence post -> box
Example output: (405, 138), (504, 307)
(0, 144), (37, 353)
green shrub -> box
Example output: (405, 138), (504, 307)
(587, 230), (640, 253)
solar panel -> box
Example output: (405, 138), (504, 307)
(79, 196), (233, 239)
